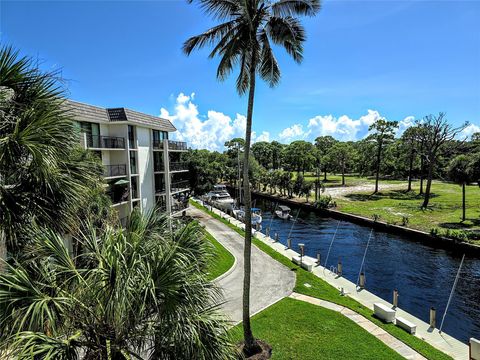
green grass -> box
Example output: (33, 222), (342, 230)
(204, 230), (235, 281)
(335, 180), (480, 239)
(230, 297), (404, 360)
(190, 199), (453, 360)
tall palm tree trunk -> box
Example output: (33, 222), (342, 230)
(242, 60), (259, 353)
(407, 149), (414, 192)
(419, 155), (424, 195)
(462, 182), (466, 221)
(374, 141), (382, 193)
(341, 163), (345, 186)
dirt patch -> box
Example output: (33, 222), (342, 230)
(237, 340), (272, 359)
(325, 183), (407, 200)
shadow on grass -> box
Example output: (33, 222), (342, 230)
(439, 219), (480, 229)
(344, 190), (439, 202)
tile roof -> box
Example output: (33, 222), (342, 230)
(63, 99), (176, 132)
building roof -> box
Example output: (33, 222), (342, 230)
(63, 99), (176, 132)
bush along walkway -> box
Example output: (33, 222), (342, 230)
(189, 199), (455, 360)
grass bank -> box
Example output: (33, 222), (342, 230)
(204, 229), (235, 281)
(230, 297), (404, 360)
(335, 181), (480, 243)
(190, 199), (452, 360)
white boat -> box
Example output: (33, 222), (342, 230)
(234, 207), (262, 226)
(275, 205), (292, 220)
(205, 184), (235, 211)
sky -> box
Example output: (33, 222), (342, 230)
(1, 0), (479, 150)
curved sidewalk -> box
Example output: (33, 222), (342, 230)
(188, 207), (295, 323)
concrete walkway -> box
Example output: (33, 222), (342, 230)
(290, 292), (427, 360)
(188, 206), (295, 323)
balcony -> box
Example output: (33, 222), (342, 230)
(171, 180), (190, 193)
(152, 140), (164, 150)
(169, 162), (188, 172)
(87, 135), (125, 149)
(104, 164), (127, 178)
(108, 189), (129, 205)
(168, 140), (187, 151)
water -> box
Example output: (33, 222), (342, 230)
(256, 199), (480, 343)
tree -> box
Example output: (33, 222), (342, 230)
(329, 142), (354, 186)
(447, 155), (473, 221)
(400, 126), (421, 192)
(183, 0), (320, 353)
(0, 209), (233, 359)
(418, 113), (467, 208)
(251, 141), (273, 169)
(282, 140), (315, 174)
(314, 135), (337, 180)
(367, 119), (399, 193)
(0, 46), (102, 259)
(270, 141), (285, 169)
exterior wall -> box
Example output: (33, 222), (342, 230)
(136, 126), (155, 213)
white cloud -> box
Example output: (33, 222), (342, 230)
(460, 123), (480, 140)
(253, 131), (271, 143)
(305, 110), (415, 141)
(160, 92), (420, 149)
(396, 116), (416, 136)
(278, 124), (304, 142)
(160, 93), (247, 151)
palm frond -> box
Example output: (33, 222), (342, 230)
(183, 20), (239, 55)
(258, 30), (281, 87)
(266, 15), (305, 63)
(271, 0), (321, 17)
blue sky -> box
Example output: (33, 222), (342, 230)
(2, 0), (479, 150)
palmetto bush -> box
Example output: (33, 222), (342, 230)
(0, 46), (105, 257)
(0, 208), (234, 360)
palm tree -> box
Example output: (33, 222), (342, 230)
(0, 208), (233, 360)
(447, 155), (473, 221)
(183, 1), (320, 354)
(0, 46), (102, 259)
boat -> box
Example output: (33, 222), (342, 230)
(205, 184), (235, 211)
(275, 205), (292, 220)
(234, 207), (263, 226)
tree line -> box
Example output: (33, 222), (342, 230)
(185, 116), (480, 214)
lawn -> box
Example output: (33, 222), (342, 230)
(230, 297), (404, 360)
(204, 229), (235, 281)
(190, 199), (453, 360)
(335, 180), (480, 239)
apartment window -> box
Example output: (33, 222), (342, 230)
(131, 177), (139, 200)
(128, 125), (136, 149)
(153, 130), (169, 143)
(154, 152), (164, 172)
(129, 151), (137, 174)
(154, 174), (165, 193)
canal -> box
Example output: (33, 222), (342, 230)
(255, 198), (480, 343)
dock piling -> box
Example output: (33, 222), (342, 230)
(393, 289), (399, 308)
(430, 307), (436, 328)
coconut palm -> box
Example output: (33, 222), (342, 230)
(183, 0), (320, 353)
(0, 207), (233, 360)
(0, 46), (103, 258)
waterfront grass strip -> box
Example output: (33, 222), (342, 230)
(204, 229), (235, 281)
(230, 297), (405, 360)
(190, 199), (453, 360)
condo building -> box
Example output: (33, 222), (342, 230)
(65, 100), (190, 223)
